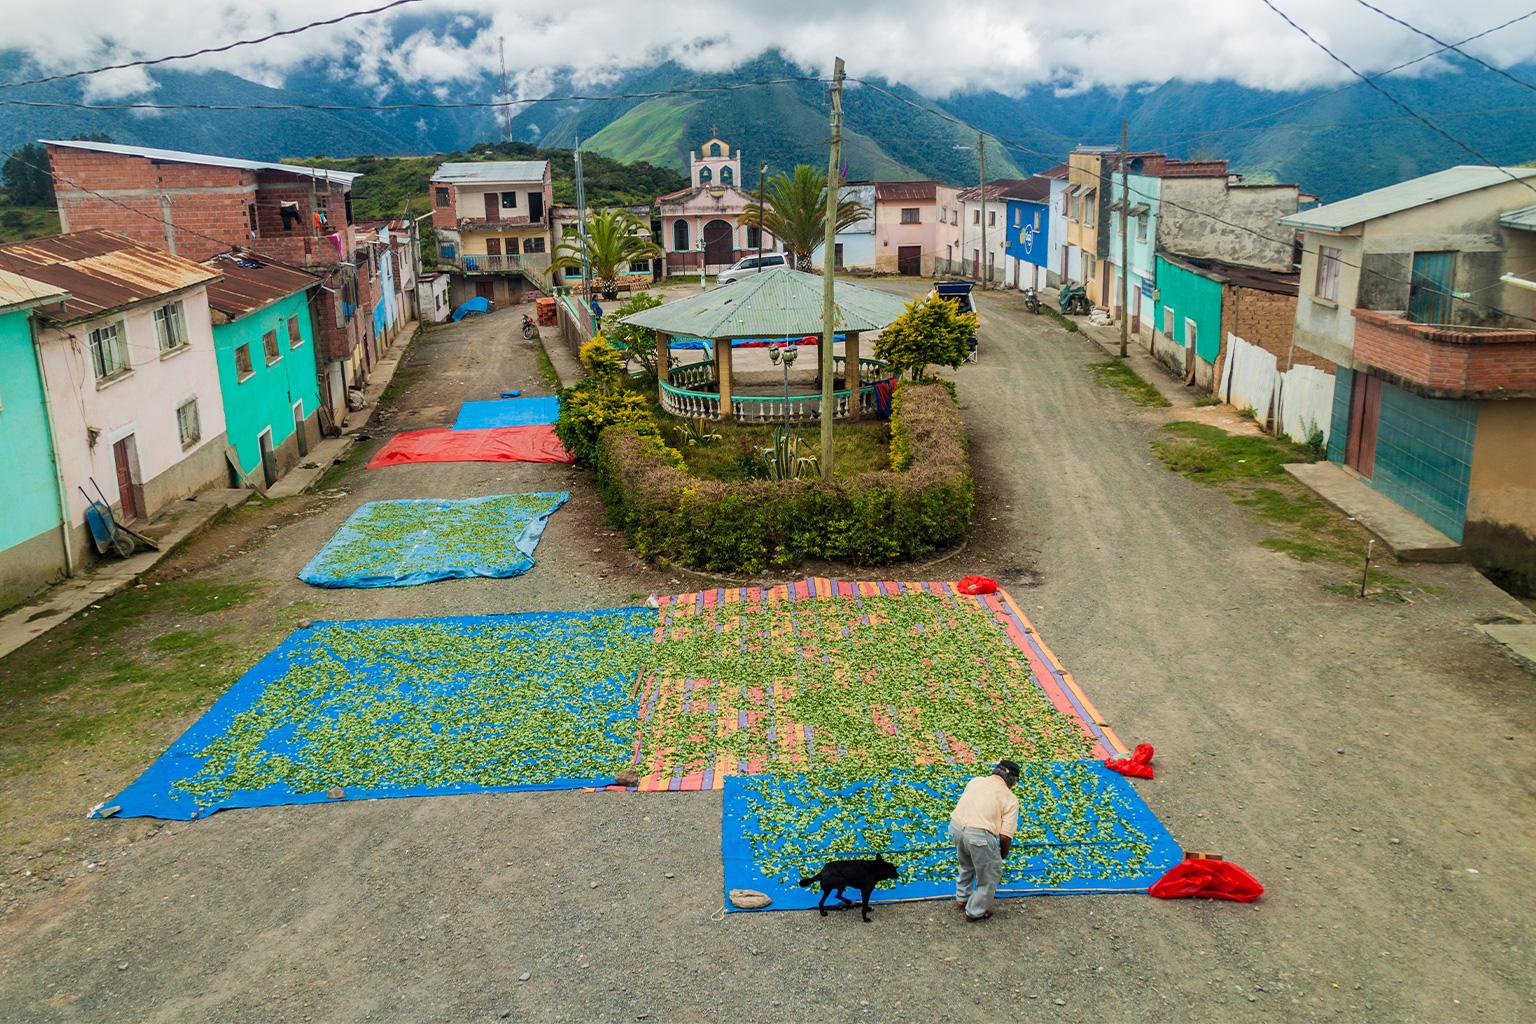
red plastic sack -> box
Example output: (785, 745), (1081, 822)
(1105, 742), (1155, 779)
(367, 426), (573, 468)
(1149, 859), (1264, 902)
(957, 575), (999, 595)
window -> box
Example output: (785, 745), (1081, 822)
(438, 243), (457, 259)
(1136, 213), (1148, 242)
(941, 206), (948, 221)
(710, 142), (722, 157)
(900, 208), (920, 224)
(1315, 245), (1342, 302)
(503, 236), (520, 255)
(973, 209), (980, 225)
(562, 224), (578, 237)
(153, 301), (187, 353)
(720, 166), (734, 186)
(1083, 253), (1096, 282)
(834, 243), (844, 269)
(746, 225), (761, 249)
(1163, 307), (1174, 337)
(1070, 194), (1079, 221)
(176, 398), (201, 449)
(523, 236), (545, 253)
(235, 343), (254, 381)
(629, 259), (651, 274)
(1185, 318), (1198, 354)
(88, 322), (128, 380)
(287, 316), (303, 348)
(699, 167), (713, 184)
(501, 191), (518, 209)
(988, 211), (996, 227)
(1013, 209), (1021, 228)
(673, 220), (690, 251)
(247, 203), (258, 234)
(262, 329), (280, 364)
(343, 193), (353, 225)
(1084, 191), (1095, 227)
(435, 187), (450, 207)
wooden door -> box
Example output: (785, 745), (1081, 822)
(1408, 251), (1455, 324)
(483, 192), (499, 222)
(485, 238), (502, 256)
(112, 438), (139, 521)
(1345, 372), (1383, 478)
(703, 220), (733, 267)
(474, 280), (495, 302)
(897, 246), (922, 276)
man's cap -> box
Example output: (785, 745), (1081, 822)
(994, 759), (1021, 780)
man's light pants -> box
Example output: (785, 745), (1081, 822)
(949, 822), (1002, 918)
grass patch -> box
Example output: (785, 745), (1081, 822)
(1151, 421), (1314, 483)
(313, 438), (374, 491)
(537, 340), (561, 389)
(1043, 307), (1080, 333)
(1089, 358), (1171, 408)
(1194, 395), (1221, 407)
(659, 414), (890, 481)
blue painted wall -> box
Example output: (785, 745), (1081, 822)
(0, 308), (64, 549)
(211, 291), (322, 476)
(1004, 198), (1051, 268)
(1109, 173), (1159, 286)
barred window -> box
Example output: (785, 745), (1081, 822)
(900, 208), (919, 224)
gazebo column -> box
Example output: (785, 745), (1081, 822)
(716, 337), (734, 420)
(656, 331), (672, 408)
(845, 332), (862, 420)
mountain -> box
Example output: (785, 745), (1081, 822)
(3, 43), (1536, 204)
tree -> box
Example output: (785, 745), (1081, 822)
(874, 294), (978, 381)
(605, 291), (665, 381)
(2, 144), (55, 207)
(741, 165), (868, 271)
(548, 209), (662, 300)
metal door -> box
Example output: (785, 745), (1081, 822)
(897, 246), (922, 276)
(1345, 372), (1382, 478)
(483, 192), (499, 222)
(474, 280), (495, 302)
(1408, 251), (1455, 324)
(112, 438), (139, 521)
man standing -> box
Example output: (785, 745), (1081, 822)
(948, 759), (1021, 921)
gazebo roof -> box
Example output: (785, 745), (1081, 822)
(619, 267), (914, 339)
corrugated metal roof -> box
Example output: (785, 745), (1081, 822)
(202, 253), (317, 321)
(41, 139), (362, 184)
(619, 267), (915, 338)
(1160, 252), (1299, 296)
(1499, 204), (1536, 231)
(875, 181), (940, 202)
(431, 161), (549, 184)
(1280, 165), (1536, 231)
(0, 230), (221, 323)
(0, 268), (69, 312)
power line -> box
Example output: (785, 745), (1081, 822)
(1256, 0), (1536, 198)
(1141, 101), (1536, 142)
(1350, 0), (1536, 94)
(0, 0), (432, 92)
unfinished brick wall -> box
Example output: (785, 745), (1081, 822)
(1354, 309), (1536, 395)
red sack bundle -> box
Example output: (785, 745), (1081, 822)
(1149, 859), (1264, 902)
(1104, 742), (1155, 779)
(957, 575), (999, 595)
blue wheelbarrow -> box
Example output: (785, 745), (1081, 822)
(79, 479), (158, 559)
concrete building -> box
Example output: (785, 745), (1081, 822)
(417, 272), (451, 323)
(202, 254), (322, 488)
(430, 160), (553, 306)
(549, 204), (661, 293)
(42, 140), (377, 421)
(0, 231), (228, 558)
(1066, 148), (1114, 306)
(874, 181), (961, 276)
(1280, 165), (1536, 587)
(658, 135), (771, 276)
(1003, 170), (1067, 293)
(959, 180), (1035, 286)
(811, 183), (877, 271)
(1151, 254), (1301, 387)
(0, 270), (73, 610)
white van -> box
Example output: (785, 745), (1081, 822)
(717, 252), (789, 284)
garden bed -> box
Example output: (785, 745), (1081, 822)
(657, 413), (890, 482)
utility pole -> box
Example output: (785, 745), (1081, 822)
(1118, 119), (1129, 358)
(756, 161), (766, 267)
(498, 36), (511, 143)
(820, 57), (844, 479)
(574, 135), (593, 314)
(977, 131), (986, 288)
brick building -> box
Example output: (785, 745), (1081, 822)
(44, 140), (379, 419)
(430, 160), (553, 306)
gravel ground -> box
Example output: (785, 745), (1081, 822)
(0, 296), (1533, 1024)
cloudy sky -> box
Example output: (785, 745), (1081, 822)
(4, 0), (1536, 100)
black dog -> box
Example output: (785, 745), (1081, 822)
(798, 854), (899, 922)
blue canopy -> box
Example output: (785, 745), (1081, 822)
(450, 296), (491, 322)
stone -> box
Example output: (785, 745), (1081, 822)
(518, 972), (531, 982)
(327, 788), (346, 800)
(613, 768), (641, 788)
(728, 888), (772, 909)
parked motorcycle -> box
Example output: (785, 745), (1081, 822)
(1023, 287), (1041, 314)
(1059, 282), (1090, 316)
(521, 314), (539, 340)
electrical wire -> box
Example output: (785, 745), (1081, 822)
(1141, 103), (1536, 142)
(1350, 0), (1536, 94)
(1255, 0), (1536, 198)
(0, 0), (432, 92)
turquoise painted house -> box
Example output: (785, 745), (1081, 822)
(1109, 173), (1160, 335)
(203, 256), (322, 488)
(0, 271), (73, 609)
(1152, 254), (1225, 386)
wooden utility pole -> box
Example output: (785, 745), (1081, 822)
(820, 57), (845, 479)
(977, 131), (986, 287)
(498, 37), (512, 142)
(757, 161), (767, 266)
(1119, 120), (1130, 358)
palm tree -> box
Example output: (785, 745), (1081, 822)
(741, 165), (868, 272)
(548, 209), (663, 299)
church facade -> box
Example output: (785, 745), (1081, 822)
(658, 135), (775, 276)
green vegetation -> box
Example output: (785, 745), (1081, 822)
(292, 142), (687, 222)
(660, 415), (889, 482)
(741, 165), (869, 270)
(1089, 358), (1172, 408)
(549, 209), (661, 299)
(536, 342), (561, 389)
(1151, 421), (1414, 598)
(1043, 307), (1080, 333)
(0, 205), (58, 243)
(874, 294), (978, 381)
(606, 292), (664, 380)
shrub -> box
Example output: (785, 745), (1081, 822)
(592, 382), (972, 572)
(606, 292), (665, 379)
(874, 294), (978, 381)
(579, 335), (624, 386)
(556, 380), (680, 468)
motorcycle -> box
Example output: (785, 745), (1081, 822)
(1023, 287), (1041, 314)
(521, 314), (539, 340)
(1058, 282), (1090, 316)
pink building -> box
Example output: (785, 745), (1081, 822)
(658, 135), (774, 275)
(873, 181), (961, 276)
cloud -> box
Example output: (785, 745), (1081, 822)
(5, 0), (1536, 100)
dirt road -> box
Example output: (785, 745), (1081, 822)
(1, 295), (1532, 1023)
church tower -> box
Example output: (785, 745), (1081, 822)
(689, 132), (742, 189)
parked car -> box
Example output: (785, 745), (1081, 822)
(717, 252), (789, 284)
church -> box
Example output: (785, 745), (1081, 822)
(657, 134), (775, 276)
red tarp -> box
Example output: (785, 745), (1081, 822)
(367, 426), (573, 468)
(1149, 859), (1264, 902)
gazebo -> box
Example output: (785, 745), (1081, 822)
(618, 267), (915, 422)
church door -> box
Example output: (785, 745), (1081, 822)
(703, 219), (733, 268)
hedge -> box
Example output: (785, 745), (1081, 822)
(592, 381), (973, 572)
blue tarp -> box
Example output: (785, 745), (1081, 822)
(453, 396), (561, 430)
(451, 296), (491, 321)
(98, 607), (656, 820)
(670, 334), (847, 351)
(298, 493), (568, 588)
(721, 763), (1181, 912)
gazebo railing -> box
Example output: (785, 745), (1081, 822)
(660, 355), (897, 422)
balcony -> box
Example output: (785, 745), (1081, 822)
(456, 213), (548, 231)
(443, 252), (552, 276)
(1352, 308), (1536, 397)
